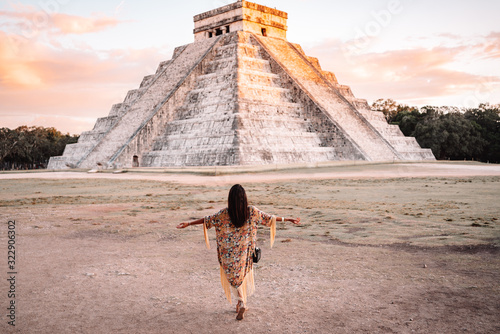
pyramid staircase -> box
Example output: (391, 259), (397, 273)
(142, 32), (357, 166)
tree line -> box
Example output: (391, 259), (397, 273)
(372, 100), (500, 163)
(0, 126), (79, 170)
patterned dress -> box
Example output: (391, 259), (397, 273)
(204, 206), (276, 304)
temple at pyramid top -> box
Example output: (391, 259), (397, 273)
(48, 1), (434, 170)
(194, 0), (288, 41)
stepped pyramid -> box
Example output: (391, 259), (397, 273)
(48, 0), (434, 169)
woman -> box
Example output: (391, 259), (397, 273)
(176, 184), (300, 320)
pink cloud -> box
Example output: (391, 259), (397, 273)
(51, 13), (123, 34)
(306, 36), (500, 106)
(0, 8), (126, 36)
(482, 32), (500, 60)
(0, 28), (168, 88)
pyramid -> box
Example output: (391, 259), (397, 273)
(48, 1), (434, 169)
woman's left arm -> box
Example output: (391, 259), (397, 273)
(176, 218), (204, 229)
(279, 217), (301, 225)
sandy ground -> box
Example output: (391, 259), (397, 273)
(0, 162), (499, 333)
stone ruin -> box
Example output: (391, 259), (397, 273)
(48, 0), (435, 169)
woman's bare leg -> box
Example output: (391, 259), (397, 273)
(236, 290), (246, 320)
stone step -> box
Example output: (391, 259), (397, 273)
(398, 149), (436, 161)
(205, 58), (237, 73)
(195, 72), (237, 87)
(155, 60), (172, 75)
(158, 121), (326, 145)
(140, 75), (155, 88)
(161, 123), (236, 139)
(123, 88), (146, 105)
(142, 150), (238, 167)
(238, 44), (260, 58)
(176, 101), (236, 117)
(188, 82), (233, 94)
(240, 146), (335, 154)
(46, 156), (68, 169)
(183, 87), (236, 105)
(336, 85), (354, 98)
(239, 84), (292, 101)
(78, 130), (108, 142)
(214, 43), (239, 58)
(167, 114), (236, 125)
(388, 137), (421, 148)
(238, 133), (322, 146)
(151, 145), (336, 158)
(146, 145), (237, 156)
(238, 147), (338, 165)
(348, 99), (371, 111)
(92, 116), (119, 132)
(359, 110), (387, 122)
(159, 137), (237, 151)
(239, 115), (310, 124)
(238, 68), (279, 79)
(108, 103), (126, 117)
(62, 142), (97, 156)
(238, 69), (281, 87)
(239, 99), (302, 110)
(146, 148), (339, 167)
(240, 83), (291, 92)
(377, 126), (404, 137)
(239, 56), (272, 72)
(212, 43), (261, 61)
(322, 71), (338, 84)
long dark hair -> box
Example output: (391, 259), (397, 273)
(228, 184), (249, 228)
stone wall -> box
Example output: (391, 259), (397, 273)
(194, 0), (287, 41)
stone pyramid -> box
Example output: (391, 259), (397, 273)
(48, 0), (434, 169)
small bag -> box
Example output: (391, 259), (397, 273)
(253, 247), (261, 263)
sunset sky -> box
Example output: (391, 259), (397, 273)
(1, 0), (499, 134)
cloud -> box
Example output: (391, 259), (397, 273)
(482, 32), (500, 60)
(52, 13), (122, 34)
(305, 35), (500, 107)
(0, 32), (44, 88)
(0, 8), (126, 37)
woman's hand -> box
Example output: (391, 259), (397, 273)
(176, 222), (190, 229)
(290, 218), (301, 225)
(176, 218), (204, 229)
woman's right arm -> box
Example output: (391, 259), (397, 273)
(176, 218), (204, 229)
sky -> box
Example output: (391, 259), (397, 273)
(1, 0), (499, 134)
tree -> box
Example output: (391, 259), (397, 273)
(0, 128), (19, 164)
(372, 98), (398, 122)
(464, 104), (500, 163)
(0, 126), (79, 170)
(413, 110), (485, 160)
(391, 105), (422, 136)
